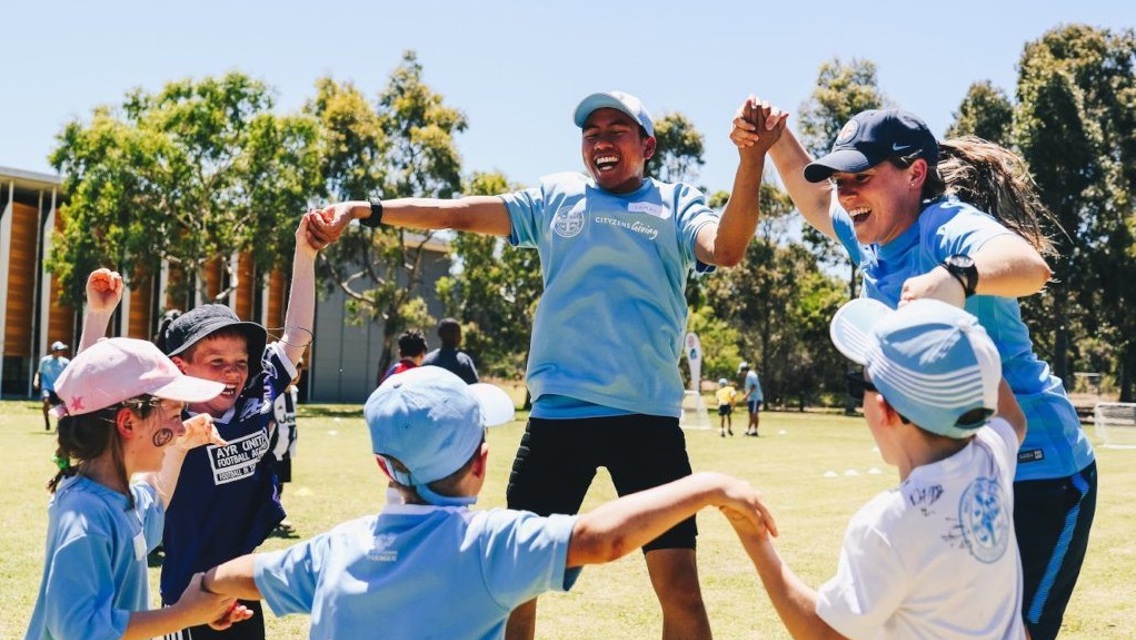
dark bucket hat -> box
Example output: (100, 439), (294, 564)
(160, 304), (268, 380)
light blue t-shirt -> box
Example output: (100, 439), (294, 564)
(744, 370), (763, 402)
(833, 196), (1094, 481)
(501, 173), (719, 419)
(37, 355), (69, 393)
(255, 504), (581, 640)
(26, 476), (165, 640)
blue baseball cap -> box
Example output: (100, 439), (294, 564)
(829, 298), (1001, 439)
(573, 91), (655, 137)
(804, 108), (939, 183)
(364, 366), (516, 506)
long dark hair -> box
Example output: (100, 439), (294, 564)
(907, 136), (1059, 257)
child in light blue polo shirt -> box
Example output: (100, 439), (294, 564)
(201, 366), (777, 640)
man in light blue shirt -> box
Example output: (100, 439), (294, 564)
(739, 362), (763, 436)
(313, 93), (785, 640)
(201, 366), (775, 640)
(34, 341), (70, 431)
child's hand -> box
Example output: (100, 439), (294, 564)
(174, 414), (227, 452)
(716, 477), (778, 539)
(208, 602), (255, 630)
(176, 573), (241, 628)
(85, 268), (123, 314)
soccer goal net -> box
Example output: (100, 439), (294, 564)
(680, 390), (712, 430)
(1093, 402), (1136, 449)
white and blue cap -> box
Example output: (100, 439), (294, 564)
(804, 108), (939, 183)
(829, 298), (1001, 439)
(573, 91), (655, 137)
(364, 366), (515, 506)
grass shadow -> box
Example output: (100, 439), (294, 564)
(297, 405), (363, 419)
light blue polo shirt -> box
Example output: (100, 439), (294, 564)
(255, 504), (580, 640)
(500, 173), (718, 419)
(26, 476), (165, 640)
(37, 355), (69, 393)
(833, 196), (1094, 481)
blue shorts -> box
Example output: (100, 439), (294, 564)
(506, 414), (696, 551)
(747, 399), (762, 413)
(1014, 461), (1097, 640)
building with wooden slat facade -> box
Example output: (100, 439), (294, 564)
(1, 165), (450, 404)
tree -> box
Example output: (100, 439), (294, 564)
(947, 80), (1014, 145)
(49, 73), (321, 308)
(1014, 25), (1136, 398)
(312, 51), (468, 374)
(796, 58), (888, 299)
(646, 112), (706, 185)
(437, 171), (544, 381)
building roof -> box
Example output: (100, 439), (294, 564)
(0, 165), (62, 191)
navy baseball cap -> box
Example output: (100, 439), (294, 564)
(574, 91), (655, 137)
(365, 366), (516, 506)
(804, 109), (939, 183)
(830, 298), (1001, 439)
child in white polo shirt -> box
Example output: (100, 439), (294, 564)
(726, 298), (1028, 639)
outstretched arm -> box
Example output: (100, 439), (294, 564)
(280, 212), (324, 366)
(731, 102), (838, 240)
(203, 554), (262, 601)
(122, 574), (247, 640)
(724, 523), (850, 640)
(77, 269), (124, 353)
(566, 471), (777, 567)
(695, 98), (788, 267)
(308, 196), (512, 248)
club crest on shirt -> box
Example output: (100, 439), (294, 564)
(957, 476), (1010, 564)
(552, 203), (585, 238)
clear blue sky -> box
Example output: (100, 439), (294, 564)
(4, 1), (1132, 195)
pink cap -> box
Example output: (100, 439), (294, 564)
(54, 338), (225, 416)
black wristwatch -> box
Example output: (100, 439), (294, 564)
(940, 254), (978, 297)
(360, 197), (384, 228)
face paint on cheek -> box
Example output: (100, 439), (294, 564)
(153, 428), (175, 448)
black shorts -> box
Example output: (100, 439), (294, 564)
(45, 390), (62, 405)
(717, 405), (732, 416)
(506, 414), (696, 551)
(1014, 462), (1097, 640)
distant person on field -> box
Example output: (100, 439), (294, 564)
(422, 317), (479, 384)
(379, 330), (428, 385)
(201, 366), (776, 640)
(739, 362), (763, 436)
(34, 341), (70, 431)
(727, 298), (1028, 639)
(716, 377), (737, 437)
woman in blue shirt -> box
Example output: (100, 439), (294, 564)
(733, 104), (1096, 640)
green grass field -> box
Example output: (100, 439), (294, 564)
(3, 400), (1132, 639)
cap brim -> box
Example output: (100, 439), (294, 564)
(467, 383), (516, 427)
(829, 298), (893, 364)
(804, 148), (880, 183)
(147, 375), (226, 404)
(574, 94), (628, 128)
